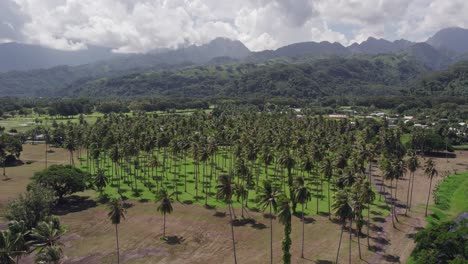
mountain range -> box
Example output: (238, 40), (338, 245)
(2, 27), (468, 73)
(0, 27), (467, 97)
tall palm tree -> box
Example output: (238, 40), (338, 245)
(405, 151), (419, 215)
(108, 198), (126, 264)
(156, 189), (174, 238)
(94, 168), (109, 196)
(294, 176), (311, 258)
(257, 179), (280, 264)
(359, 180), (375, 249)
(332, 189), (353, 264)
(234, 183), (248, 218)
(216, 174), (238, 264)
(424, 159), (438, 216)
(320, 155), (334, 219)
(278, 151), (296, 212)
(277, 196), (292, 264)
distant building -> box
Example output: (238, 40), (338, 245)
(328, 114), (348, 119)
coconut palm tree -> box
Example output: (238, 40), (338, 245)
(405, 151), (419, 215)
(294, 176), (311, 258)
(30, 217), (63, 251)
(108, 198), (126, 264)
(277, 196), (292, 264)
(0, 230), (25, 264)
(155, 189), (174, 238)
(94, 168), (109, 196)
(359, 179), (375, 249)
(278, 151), (296, 212)
(35, 245), (62, 264)
(216, 174), (237, 264)
(320, 155), (334, 219)
(424, 158), (438, 216)
(257, 179), (280, 264)
(332, 189), (353, 264)
(7, 220), (29, 263)
(234, 183), (248, 218)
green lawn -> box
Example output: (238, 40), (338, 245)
(426, 171), (468, 226)
(453, 145), (468, 150)
(76, 149), (389, 218)
(407, 171), (468, 264)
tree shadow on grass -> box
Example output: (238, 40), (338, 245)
(368, 245), (383, 252)
(370, 225), (383, 232)
(383, 254), (400, 263)
(315, 260), (333, 264)
(251, 221), (267, 230)
(371, 210), (383, 216)
(164, 235), (185, 245)
(372, 217), (386, 223)
(53, 195), (97, 215)
(371, 236), (389, 245)
(213, 211), (226, 218)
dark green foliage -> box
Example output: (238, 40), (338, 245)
(31, 165), (89, 200)
(412, 220), (467, 264)
(5, 184), (56, 229)
(414, 61), (468, 97)
(61, 55), (428, 98)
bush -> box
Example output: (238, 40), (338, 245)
(5, 184), (56, 229)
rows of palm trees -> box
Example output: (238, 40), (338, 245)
(27, 106), (439, 263)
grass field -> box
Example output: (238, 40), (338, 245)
(77, 149), (389, 218)
(0, 108), (213, 133)
(424, 171), (468, 226)
(406, 171), (468, 264)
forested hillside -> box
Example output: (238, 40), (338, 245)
(62, 54), (430, 98)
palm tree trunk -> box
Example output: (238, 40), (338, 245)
(163, 212), (166, 237)
(357, 219), (361, 259)
(301, 203), (305, 258)
(425, 177), (433, 216)
(336, 222), (345, 264)
(349, 217), (353, 264)
(115, 224), (120, 264)
(367, 201), (371, 249)
(328, 179), (331, 220)
(394, 178), (399, 222)
(405, 172), (411, 216)
(270, 204), (273, 264)
(409, 172), (415, 209)
(229, 202), (238, 264)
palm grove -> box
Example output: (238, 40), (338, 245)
(1, 104), (441, 263)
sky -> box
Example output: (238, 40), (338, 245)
(1, 0), (468, 53)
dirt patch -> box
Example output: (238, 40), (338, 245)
(367, 151), (468, 263)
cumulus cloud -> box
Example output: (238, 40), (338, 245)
(1, 0), (467, 52)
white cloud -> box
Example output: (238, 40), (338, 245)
(1, 0), (467, 52)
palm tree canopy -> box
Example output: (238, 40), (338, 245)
(108, 198), (126, 225)
(257, 180), (279, 213)
(424, 158), (438, 179)
(294, 176), (311, 205)
(277, 196), (292, 225)
(156, 189), (174, 215)
(332, 190), (353, 223)
(216, 174), (233, 202)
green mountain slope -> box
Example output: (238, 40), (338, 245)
(61, 54), (429, 98)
